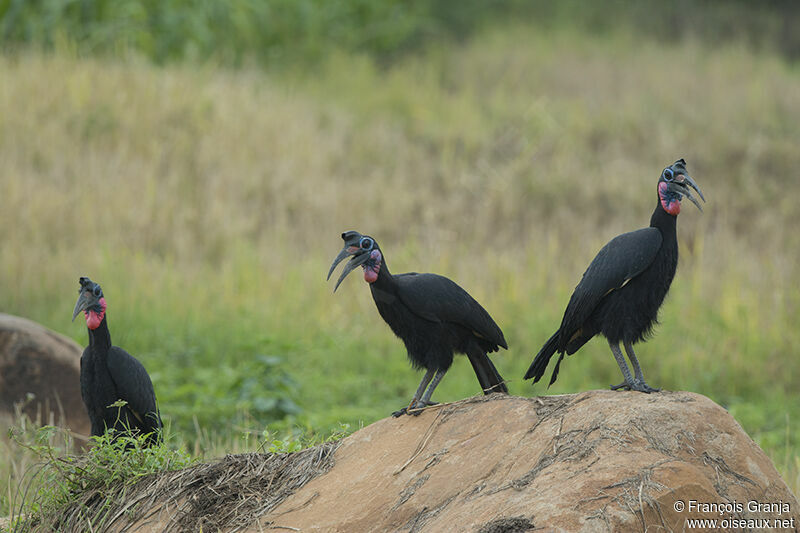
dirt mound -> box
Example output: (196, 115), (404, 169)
(0, 313), (89, 439)
(98, 392), (798, 531)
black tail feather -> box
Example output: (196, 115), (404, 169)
(467, 349), (509, 395)
(548, 353), (565, 387)
(524, 331), (561, 384)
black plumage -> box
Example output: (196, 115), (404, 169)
(72, 277), (162, 444)
(328, 232), (508, 416)
(525, 159), (705, 392)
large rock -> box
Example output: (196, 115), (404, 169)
(104, 391), (797, 532)
(0, 313), (89, 440)
(252, 392), (797, 532)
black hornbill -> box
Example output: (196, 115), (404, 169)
(328, 232), (509, 416)
(524, 159), (705, 393)
(72, 277), (162, 444)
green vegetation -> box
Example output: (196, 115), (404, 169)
(1, 0), (539, 67)
(4, 416), (193, 531)
(1, 1), (798, 66)
(1, 406), (346, 526)
(1, 2), (799, 518)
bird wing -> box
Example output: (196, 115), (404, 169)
(106, 347), (162, 432)
(559, 227), (663, 343)
(394, 273), (507, 349)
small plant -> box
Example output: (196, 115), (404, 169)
(7, 423), (194, 532)
(261, 422), (350, 454)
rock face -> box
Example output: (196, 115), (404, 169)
(0, 313), (89, 439)
(251, 392), (798, 532)
(101, 391), (797, 532)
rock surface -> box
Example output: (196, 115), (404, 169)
(0, 313), (89, 440)
(252, 391), (798, 532)
(103, 391), (799, 532)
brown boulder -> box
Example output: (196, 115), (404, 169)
(0, 313), (89, 440)
(253, 392), (798, 532)
(103, 391), (797, 532)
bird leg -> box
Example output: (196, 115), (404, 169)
(624, 341), (660, 393)
(392, 368), (435, 417)
(608, 341), (636, 391)
(411, 369), (446, 415)
(609, 341), (660, 393)
(393, 368), (446, 417)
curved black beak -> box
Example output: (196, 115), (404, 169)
(73, 276), (103, 321)
(327, 248), (351, 281)
(327, 248), (370, 292)
(72, 290), (92, 322)
(670, 174), (705, 212)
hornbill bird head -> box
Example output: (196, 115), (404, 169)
(327, 231), (383, 292)
(72, 276), (107, 330)
(657, 158), (705, 215)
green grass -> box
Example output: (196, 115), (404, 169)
(1, 21), (799, 513)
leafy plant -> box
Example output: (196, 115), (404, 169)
(160, 351), (302, 437)
(6, 424), (194, 531)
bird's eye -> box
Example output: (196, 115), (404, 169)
(663, 168), (674, 181)
(360, 238), (373, 250)
(93, 286), (102, 297)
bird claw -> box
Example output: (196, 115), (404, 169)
(610, 380), (660, 393)
(636, 383), (661, 393)
(409, 400), (438, 416)
(392, 400), (439, 417)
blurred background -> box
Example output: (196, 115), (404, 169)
(1, 0), (798, 506)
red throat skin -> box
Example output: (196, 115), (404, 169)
(363, 250), (382, 284)
(659, 182), (681, 215)
(85, 297), (107, 330)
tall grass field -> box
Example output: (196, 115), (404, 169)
(1, 20), (798, 513)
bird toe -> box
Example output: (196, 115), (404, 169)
(630, 381), (660, 393)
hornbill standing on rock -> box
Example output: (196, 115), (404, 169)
(525, 159), (705, 393)
(72, 277), (162, 444)
(328, 232), (508, 417)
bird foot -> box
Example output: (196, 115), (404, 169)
(392, 400), (439, 418)
(636, 383), (661, 393)
(408, 400), (438, 416)
(610, 380), (660, 393)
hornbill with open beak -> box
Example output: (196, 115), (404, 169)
(524, 159), (705, 392)
(73, 277), (162, 444)
(329, 232), (508, 416)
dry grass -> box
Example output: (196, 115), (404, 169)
(0, 23), (798, 502)
(1, 408), (78, 527)
(17, 444), (338, 533)
(2, 32), (798, 297)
